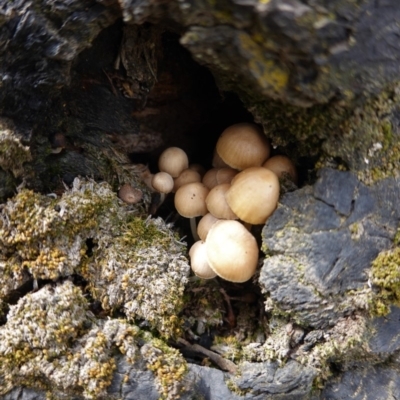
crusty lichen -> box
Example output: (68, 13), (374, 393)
(141, 338), (188, 400)
(0, 281), (142, 399)
(0, 177), (190, 338)
(368, 247), (400, 316)
(0, 118), (32, 178)
(248, 84), (400, 185)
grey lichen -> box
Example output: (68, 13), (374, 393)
(0, 177), (190, 338)
(141, 339), (188, 400)
(0, 281), (142, 399)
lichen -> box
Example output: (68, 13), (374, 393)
(0, 281), (142, 399)
(84, 216), (190, 338)
(141, 339), (188, 400)
(0, 177), (190, 338)
(0, 118), (32, 178)
(369, 247), (400, 316)
(248, 84), (400, 185)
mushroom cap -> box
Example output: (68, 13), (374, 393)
(206, 220), (258, 282)
(226, 167), (279, 224)
(197, 213), (219, 241)
(205, 183), (238, 220)
(263, 155), (298, 184)
(189, 240), (217, 279)
(152, 172), (174, 194)
(158, 147), (189, 178)
(212, 148), (229, 168)
(202, 167), (238, 190)
(174, 182), (210, 218)
(173, 168), (201, 192)
(216, 123), (270, 170)
(118, 183), (143, 204)
(188, 163), (206, 177)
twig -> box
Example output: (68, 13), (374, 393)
(177, 338), (237, 374)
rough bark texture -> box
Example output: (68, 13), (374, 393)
(1, 0), (400, 399)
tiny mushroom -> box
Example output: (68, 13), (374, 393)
(226, 167), (279, 225)
(202, 167), (238, 190)
(49, 132), (67, 154)
(173, 168), (201, 192)
(197, 213), (219, 241)
(152, 172), (174, 194)
(118, 183), (143, 204)
(206, 220), (259, 282)
(205, 183), (238, 220)
(174, 182), (210, 240)
(188, 163), (206, 177)
(158, 147), (189, 178)
(263, 155), (298, 184)
(216, 123), (271, 170)
(189, 240), (217, 279)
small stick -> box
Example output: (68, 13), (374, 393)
(220, 288), (236, 328)
(177, 338), (237, 374)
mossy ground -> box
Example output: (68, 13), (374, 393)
(369, 247), (400, 316)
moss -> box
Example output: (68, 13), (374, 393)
(0, 118), (32, 178)
(0, 282), (141, 399)
(246, 84), (400, 184)
(226, 378), (249, 397)
(141, 339), (188, 400)
(0, 178), (190, 339)
(369, 247), (400, 316)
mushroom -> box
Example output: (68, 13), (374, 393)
(173, 168), (201, 192)
(151, 172), (174, 194)
(226, 167), (279, 225)
(158, 147), (189, 178)
(212, 148), (229, 168)
(206, 220), (259, 282)
(202, 167), (238, 190)
(118, 183), (143, 204)
(205, 183), (238, 220)
(174, 182), (210, 240)
(49, 132), (67, 153)
(263, 155), (298, 184)
(197, 213), (219, 241)
(137, 165), (155, 191)
(216, 123), (271, 170)
(189, 240), (217, 279)
(188, 163), (206, 177)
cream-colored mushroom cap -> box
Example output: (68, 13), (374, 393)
(202, 167), (238, 190)
(152, 172), (174, 194)
(226, 167), (279, 225)
(189, 163), (206, 177)
(206, 220), (258, 283)
(174, 182), (209, 218)
(216, 123), (271, 170)
(212, 148), (229, 168)
(197, 213), (219, 241)
(158, 147), (189, 178)
(173, 168), (201, 192)
(189, 241), (217, 279)
(263, 155), (298, 184)
(206, 183), (238, 220)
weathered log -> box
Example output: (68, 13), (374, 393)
(1, 0), (400, 399)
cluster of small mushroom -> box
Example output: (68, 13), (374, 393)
(150, 123), (297, 283)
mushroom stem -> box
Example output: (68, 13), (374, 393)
(190, 217), (200, 242)
(149, 192), (166, 215)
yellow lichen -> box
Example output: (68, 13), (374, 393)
(369, 247), (400, 316)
